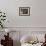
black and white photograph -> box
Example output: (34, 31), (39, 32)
(19, 7), (30, 16)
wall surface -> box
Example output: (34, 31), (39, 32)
(0, 0), (46, 27)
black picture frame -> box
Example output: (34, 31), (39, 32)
(19, 7), (30, 16)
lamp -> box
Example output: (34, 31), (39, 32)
(5, 29), (10, 37)
(5, 29), (9, 33)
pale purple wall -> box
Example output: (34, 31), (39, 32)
(0, 0), (46, 27)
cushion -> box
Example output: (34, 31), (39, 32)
(20, 35), (37, 43)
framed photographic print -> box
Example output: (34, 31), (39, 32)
(19, 7), (30, 16)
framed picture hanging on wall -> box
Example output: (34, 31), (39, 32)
(19, 7), (30, 16)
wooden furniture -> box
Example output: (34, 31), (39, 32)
(1, 33), (13, 46)
(41, 34), (46, 46)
